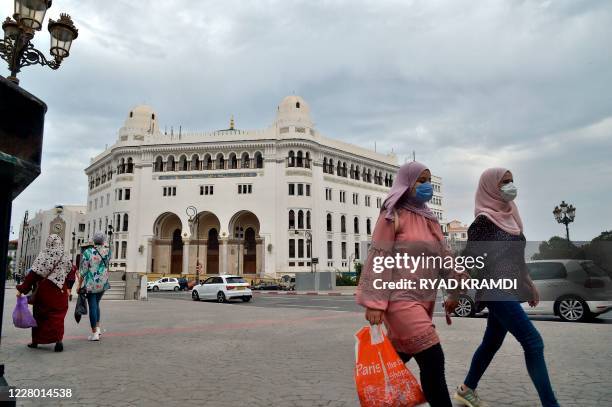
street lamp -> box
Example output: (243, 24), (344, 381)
(186, 206), (200, 282)
(553, 200), (576, 244)
(1, 1), (78, 85)
(294, 229), (313, 273)
(71, 229), (75, 262)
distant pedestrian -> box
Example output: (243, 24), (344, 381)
(77, 232), (111, 341)
(16, 234), (72, 352)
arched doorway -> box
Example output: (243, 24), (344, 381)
(171, 229), (183, 274)
(152, 212), (183, 275)
(243, 227), (256, 274)
(207, 228), (219, 274)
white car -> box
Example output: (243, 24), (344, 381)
(192, 275), (253, 303)
(148, 277), (180, 292)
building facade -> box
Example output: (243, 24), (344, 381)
(7, 240), (17, 277)
(16, 205), (87, 274)
(84, 96), (445, 277)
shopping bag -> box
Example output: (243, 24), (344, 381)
(354, 325), (426, 407)
(12, 296), (37, 329)
(74, 289), (88, 323)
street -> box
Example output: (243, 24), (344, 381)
(1, 291), (611, 406)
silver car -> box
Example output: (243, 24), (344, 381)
(452, 260), (612, 322)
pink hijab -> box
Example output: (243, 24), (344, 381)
(382, 161), (437, 222)
(475, 167), (524, 235)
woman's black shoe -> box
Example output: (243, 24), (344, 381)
(54, 342), (63, 352)
(27, 343), (38, 348)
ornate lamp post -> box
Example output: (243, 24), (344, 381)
(1, 0), (78, 85)
(553, 201), (576, 244)
(186, 206), (200, 282)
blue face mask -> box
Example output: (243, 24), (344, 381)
(414, 182), (433, 203)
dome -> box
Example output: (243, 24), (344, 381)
(123, 105), (158, 132)
(275, 95), (313, 128)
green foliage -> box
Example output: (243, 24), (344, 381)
(354, 262), (363, 283)
(531, 236), (584, 260)
(532, 232), (612, 275)
(336, 273), (358, 286)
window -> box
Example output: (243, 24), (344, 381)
(305, 184), (311, 196)
(341, 242), (347, 259)
(365, 196), (371, 207)
(366, 219), (372, 235)
(288, 210), (295, 229)
(163, 187), (176, 196)
(340, 191), (346, 203)
(238, 184), (253, 194)
(298, 239), (304, 258)
(327, 241), (333, 259)
(354, 217), (359, 234)
(325, 188), (332, 201)
(355, 243), (360, 260)
(341, 215), (346, 233)
(106, 193), (110, 205)
(289, 184), (295, 195)
(123, 214), (129, 232)
(78, 223), (86, 233)
(326, 213), (332, 232)
(306, 211), (311, 229)
(353, 193), (359, 205)
(121, 241), (127, 259)
(124, 189), (131, 200)
(297, 210), (304, 229)
(376, 197), (382, 209)
(297, 184), (304, 196)
(200, 185), (214, 195)
(527, 263), (567, 280)
(289, 239), (295, 258)
(94, 198), (98, 210)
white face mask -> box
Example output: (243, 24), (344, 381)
(500, 182), (518, 202)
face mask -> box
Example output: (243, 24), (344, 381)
(414, 182), (433, 203)
(500, 182), (518, 202)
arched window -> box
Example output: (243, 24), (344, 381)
(288, 151), (295, 167)
(367, 169), (372, 183)
(117, 158), (124, 174)
(102, 173), (106, 183)
(191, 154), (200, 171)
(367, 219), (372, 235)
(241, 152), (250, 169)
(389, 175), (394, 186)
(305, 152), (311, 168)
(288, 210), (295, 229)
(328, 158), (334, 174)
(336, 161), (342, 176)
(340, 215), (346, 233)
(326, 213), (332, 232)
(354, 217), (359, 234)
(216, 153), (225, 170)
(127, 157), (134, 173)
(342, 162), (348, 177)
(297, 210), (304, 229)
(229, 153), (237, 169)
(179, 155), (188, 171)
(255, 151), (263, 168)
(116, 214), (121, 231)
(296, 151), (303, 167)
(296, 102), (300, 108)
(306, 211), (311, 229)
(203, 154), (212, 170)
(384, 174), (389, 187)
(323, 158), (328, 173)
(167, 155), (175, 172)
(355, 165), (360, 180)
(123, 214), (129, 232)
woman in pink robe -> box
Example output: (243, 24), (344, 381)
(357, 161), (462, 407)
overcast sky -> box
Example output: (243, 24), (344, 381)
(6, 0), (612, 242)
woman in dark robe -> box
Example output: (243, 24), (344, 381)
(16, 234), (73, 352)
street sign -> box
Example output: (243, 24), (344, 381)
(312, 257), (319, 264)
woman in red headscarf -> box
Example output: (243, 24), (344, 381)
(453, 168), (558, 407)
(357, 161), (464, 407)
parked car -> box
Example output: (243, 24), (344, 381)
(192, 275), (253, 303)
(452, 260), (612, 322)
(251, 282), (280, 290)
(147, 277), (180, 292)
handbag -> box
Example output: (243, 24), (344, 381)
(28, 259), (61, 305)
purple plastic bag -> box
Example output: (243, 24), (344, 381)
(13, 295), (37, 329)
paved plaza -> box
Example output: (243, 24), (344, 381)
(1, 290), (611, 406)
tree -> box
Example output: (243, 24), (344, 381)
(531, 236), (584, 260)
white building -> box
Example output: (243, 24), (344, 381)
(84, 96), (445, 278)
(16, 205), (87, 273)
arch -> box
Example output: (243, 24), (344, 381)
(207, 228), (219, 274)
(127, 157), (134, 173)
(167, 155), (175, 172)
(355, 165), (360, 180)
(288, 210), (295, 229)
(328, 158), (334, 174)
(326, 213), (332, 231)
(341, 215), (346, 233)
(123, 214), (129, 232)
(154, 156), (163, 172)
(288, 150), (295, 167)
(203, 153), (212, 170)
(178, 155), (188, 171)
(350, 164), (355, 179)
(171, 229), (183, 274)
(228, 152), (238, 169)
(118, 158), (125, 174)
(216, 153), (225, 170)
(336, 161), (342, 176)
(342, 162), (348, 177)
(323, 157), (328, 173)
(228, 210), (261, 275)
(297, 210), (304, 229)
(354, 216), (359, 234)
(152, 212), (184, 275)
(243, 227), (257, 274)
(191, 154), (200, 171)
(367, 168), (372, 182)
(241, 152), (250, 169)
(367, 218), (372, 235)
(296, 151), (304, 167)
(306, 211), (311, 229)
(254, 151), (263, 168)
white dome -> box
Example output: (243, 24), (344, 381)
(275, 95), (313, 128)
(123, 105), (158, 132)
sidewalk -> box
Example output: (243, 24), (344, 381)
(253, 286), (357, 296)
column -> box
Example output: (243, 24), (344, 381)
(182, 241), (190, 275)
(219, 238), (227, 275)
(145, 238), (153, 274)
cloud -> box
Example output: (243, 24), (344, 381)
(5, 0), (612, 242)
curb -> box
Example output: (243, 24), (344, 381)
(252, 291), (356, 296)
